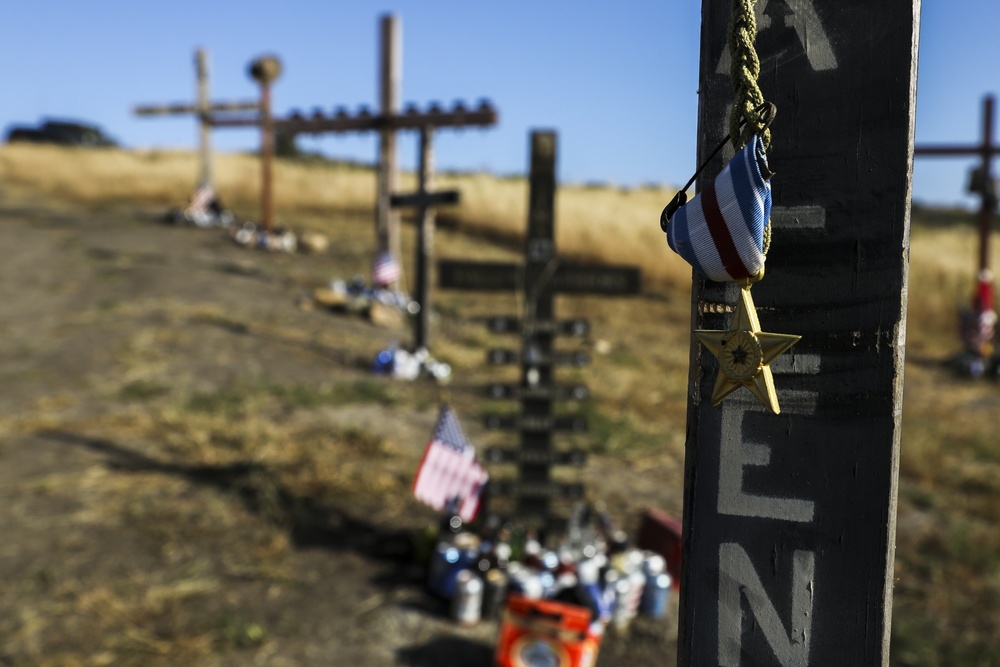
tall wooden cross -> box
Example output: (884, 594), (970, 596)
(209, 14), (496, 286)
(915, 94), (999, 274)
(133, 48), (259, 196)
(438, 131), (641, 533)
(677, 1), (919, 665)
(378, 14), (402, 280)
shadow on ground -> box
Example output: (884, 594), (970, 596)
(40, 429), (419, 568)
(396, 636), (494, 667)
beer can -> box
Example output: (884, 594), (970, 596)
(510, 568), (544, 600)
(642, 553), (666, 578)
(640, 572), (672, 619)
(427, 542), (462, 598)
(481, 568), (509, 621)
(610, 576), (634, 630)
(452, 569), (483, 626)
(611, 569), (646, 631)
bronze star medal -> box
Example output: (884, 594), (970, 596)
(695, 286), (800, 414)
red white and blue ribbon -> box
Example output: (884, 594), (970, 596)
(666, 134), (771, 283)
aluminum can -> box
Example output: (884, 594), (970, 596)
(427, 542), (462, 598)
(509, 567), (544, 600)
(481, 568), (509, 621)
(640, 572), (672, 619)
(452, 569), (483, 626)
(642, 553), (666, 578)
(611, 570), (645, 631)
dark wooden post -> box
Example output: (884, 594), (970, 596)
(978, 96), (995, 272)
(677, 1), (919, 665)
(389, 128), (460, 351)
(520, 131), (559, 522)
(415, 127), (434, 349)
(249, 56), (282, 234)
(377, 14), (402, 283)
(438, 130), (641, 533)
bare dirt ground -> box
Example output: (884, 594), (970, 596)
(0, 186), (683, 666)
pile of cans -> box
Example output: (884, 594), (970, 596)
(423, 508), (672, 633)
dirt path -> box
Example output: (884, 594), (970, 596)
(0, 189), (680, 666)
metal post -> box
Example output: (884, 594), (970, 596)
(260, 80), (274, 232)
(248, 55), (281, 234)
(195, 48), (212, 190)
(978, 95), (995, 273)
(414, 126), (435, 350)
(377, 14), (402, 282)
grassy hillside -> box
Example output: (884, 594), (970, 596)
(1, 144), (998, 664)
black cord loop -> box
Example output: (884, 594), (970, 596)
(660, 101), (776, 233)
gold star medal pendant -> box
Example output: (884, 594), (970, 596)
(659, 99), (800, 414)
(694, 279), (799, 413)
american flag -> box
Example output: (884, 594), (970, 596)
(413, 406), (488, 522)
(187, 184), (215, 213)
(371, 251), (401, 287)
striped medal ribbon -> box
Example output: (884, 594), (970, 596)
(665, 134), (769, 283)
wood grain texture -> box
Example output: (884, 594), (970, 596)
(677, 1), (920, 665)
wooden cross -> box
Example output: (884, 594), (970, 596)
(438, 131), (641, 534)
(389, 126), (460, 351)
(378, 14), (402, 282)
(210, 15), (496, 285)
(133, 48), (259, 197)
(678, 1), (918, 664)
(915, 95), (999, 273)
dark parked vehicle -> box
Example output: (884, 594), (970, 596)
(5, 119), (117, 147)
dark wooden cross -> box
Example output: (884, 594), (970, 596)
(678, 1), (919, 665)
(915, 94), (999, 273)
(133, 48), (259, 198)
(438, 131), (641, 534)
(389, 127), (460, 350)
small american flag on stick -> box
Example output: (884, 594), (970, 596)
(413, 406), (488, 522)
(371, 251), (402, 287)
(187, 184), (215, 213)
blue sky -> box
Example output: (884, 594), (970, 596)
(1, 1), (998, 207)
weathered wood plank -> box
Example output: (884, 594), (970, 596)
(677, 1), (919, 665)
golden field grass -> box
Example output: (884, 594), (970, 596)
(0, 144), (999, 665)
(0, 144), (688, 289)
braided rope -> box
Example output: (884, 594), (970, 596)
(728, 0), (770, 151)
(729, 0), (772, 260)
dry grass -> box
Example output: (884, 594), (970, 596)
(2, 144), (1000, 664)
(0, 144), (685, 289)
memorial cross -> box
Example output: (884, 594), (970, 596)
(438, 131), (641, 533)
(915, 94), (999, 274)
(133, 48), (259, 199)
(677, 1), (919, 665)
(389, 127), (460, 350)
(378, 14), (402, 280)
(209, 15), (496, 287)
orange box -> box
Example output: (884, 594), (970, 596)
(494, 595), (602, 667)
